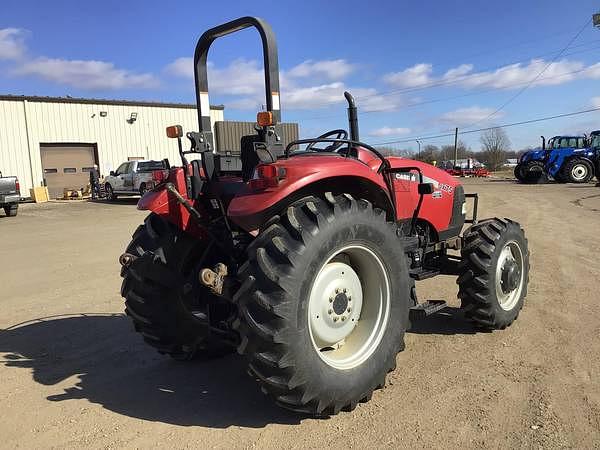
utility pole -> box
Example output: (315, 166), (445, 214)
(453, 127), (459, 168)
(416, 139), (421, 160)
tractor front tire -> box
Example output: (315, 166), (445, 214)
(120, 213), (234, 360)
(513, 164), (525, 182)
(523, 161), (547, 184)
(235, 194), (413, 416)
(562, 158), (593, 183)
(458, 218), (529, 329)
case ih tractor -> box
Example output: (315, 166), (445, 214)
(119, 17), (530, 416)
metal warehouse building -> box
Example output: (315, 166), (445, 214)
(0, 95), (225, 198)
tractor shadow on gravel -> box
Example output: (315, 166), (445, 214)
(0, 314), (302, 428)
(408, 307), (481, 335)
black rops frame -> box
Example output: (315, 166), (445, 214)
(193, 16), (281, 152)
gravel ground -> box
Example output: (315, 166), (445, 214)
(1, 178), (599, 449)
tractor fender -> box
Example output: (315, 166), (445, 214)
(548, 151), (596, 177)
(228, 154), (405, 231)
(228, 155), (461, 236)
(228, 173), (394, 232)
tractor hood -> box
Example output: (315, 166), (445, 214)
(520, 148), (546, 163)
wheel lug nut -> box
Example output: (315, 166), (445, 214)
(328, 309), (333, 315)
(347, 307), (352, 313)
(348, 296), (351, 301)
(329, 297), (333, 303)
(333, 317), (338, 322)
(341, 316), (346, 321)
(335, 288), (339, 294)
(343, 288), (347, 293)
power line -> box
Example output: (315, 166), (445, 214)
(372, 106), (600, 146)
(460, 17), (593, 130)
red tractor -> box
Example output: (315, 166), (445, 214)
(119, 17), (530, 416)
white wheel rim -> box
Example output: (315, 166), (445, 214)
(495, 240), (524, 311)
(308, 244), (390, 370)
(571, 164), (588, 181)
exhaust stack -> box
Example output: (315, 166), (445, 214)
(344, 91), (360, 142)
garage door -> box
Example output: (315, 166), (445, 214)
(40, 145), (96, 198)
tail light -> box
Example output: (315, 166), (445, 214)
(249, 164), (285, 190)
(152, 169), (169, 184)
(15, 178), (20, 194)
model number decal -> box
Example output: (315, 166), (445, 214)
(394, 173), (454, 194)
(438, 183), (454, 194)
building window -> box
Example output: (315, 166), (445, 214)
(82, 167), (95, 172)
(63, 167), (77, 173)
(44, 168), (58, 174)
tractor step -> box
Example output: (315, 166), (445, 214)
(410, 268), (441, 281)
(409, 300), (448, 320)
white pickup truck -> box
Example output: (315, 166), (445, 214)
(104, 160), (168, 200)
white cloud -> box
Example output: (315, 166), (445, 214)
(369, 126), (411, 137)
(164, 56), (191, 78)
(165, 57), (265, 96)
(287, 59), (354, 80)
(383, 63), (432, 88)
(14, 57), (158, 90)
(454, 59), (584, 89)
(384, 58), (600, 92)
(439, 106), (504, 126)
(442, 64), (473, 80)
(282, 83), (402, 111)
(283, 81), (346, 109)
(0, 28), (27, 60)
(592, 96), (600, 108)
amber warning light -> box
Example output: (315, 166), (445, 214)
(166, 125), (183, 138)
(257, 111), (274, 127)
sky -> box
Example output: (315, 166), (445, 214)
(2, 0), (600, 152)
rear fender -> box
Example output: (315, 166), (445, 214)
(137, 167), (207, 239)
(228, 175), (392, 232)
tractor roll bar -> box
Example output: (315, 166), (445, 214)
(194, 16), (281, 149)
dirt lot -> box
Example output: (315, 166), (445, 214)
(1, 179), (599, 449)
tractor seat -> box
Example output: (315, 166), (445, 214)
(241, 134), (263, 182)
(336, 146), (359, 158)
(210, 179), (247, 207)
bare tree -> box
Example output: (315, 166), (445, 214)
(441, 140), (468, 167)
(415, 144), (440, 164)
(479, 127), (511, 171)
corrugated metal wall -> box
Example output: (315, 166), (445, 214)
(0, 98), (224, 195)
(214, 121), (299, 154)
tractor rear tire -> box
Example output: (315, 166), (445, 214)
(458, 218), (529, 329)
(120, 213), (234, 360)
(234, 194), (412, 416)
(562, 158), (593, 183)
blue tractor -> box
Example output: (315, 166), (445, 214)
(515, 134), (598, 183)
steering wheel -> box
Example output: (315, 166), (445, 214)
(305, 129), (348, 153)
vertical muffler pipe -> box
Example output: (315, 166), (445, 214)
(344, 91), (360, 142)
(541, 136), (545, 150)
